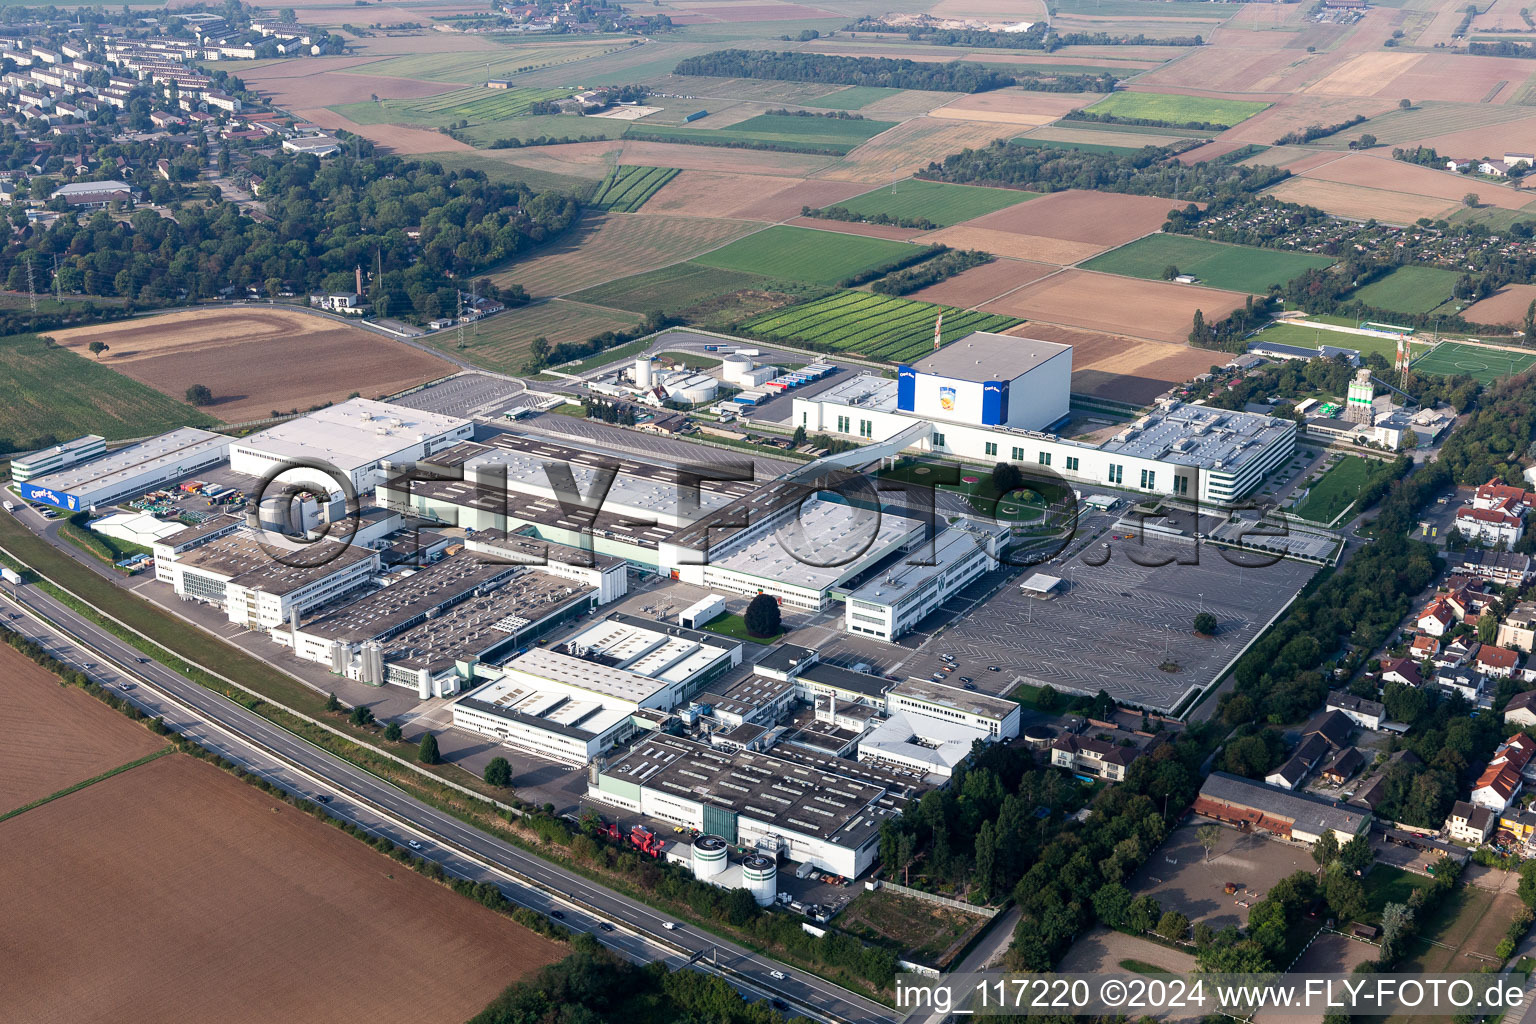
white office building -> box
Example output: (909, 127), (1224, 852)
(843, 520), (1007, 641)
(885, 679), (1021, 741)
(10, 434), (105, 482)
(18, 427), (231, 512)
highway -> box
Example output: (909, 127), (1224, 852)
(1, 579), (900, 1024)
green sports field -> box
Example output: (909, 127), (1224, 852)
(1350, 265), (1462, 316)
(626, 113), (896, 155)
(1082, 234), (1333, 293)
(741, 291), (1021, 362)
(589, 165), (679, 212)
(1249, 321), (1431, 364)
(1412, 341), (1536, 384)
(1083, 91), (1270, 127)
(0, 332), (215, 451)
(825, 179), (1038, 227)
(329, 87), (570, 127)
(691, 225), (919, 284)
(803, 86), (903, 110)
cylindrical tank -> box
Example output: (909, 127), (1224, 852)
(720, 354), (752, 380)
(693, 834), (728, 878)
(676, 378), (718, 404)
(634, 356), (654, 388)
(1023, 725), (1055, 750)
(742, 853), (777, 906)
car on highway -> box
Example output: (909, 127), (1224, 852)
(317, 795), (332, 803)
(119, 682), (134, 690)
(550, 910), (565, 919)
(599, 922), (614, 932)
(771, 999), (788, 1011)
(769, 970), (787, 981)
(407, 839), (423, 850)
(663, 922), (678, 930)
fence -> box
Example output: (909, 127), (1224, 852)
(869, 879), (1000, 918)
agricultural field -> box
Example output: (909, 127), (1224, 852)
(691, 225), (921, 284)
(821, 179), (1038, 227)
(836, 889), (989, 969)
(818, 117), (1012, 183)
(1010, 135), (1145, 155)
(48, 308), (453, 424)
(0, 752), (562, 1024)
(1264, 177), (1458, 226)
(1350, 265), (1463, 316)
(338, 40), (640, 84)
(425, 299), (640, 374)
(981, 269), (1249, 343)
(1083, 91), (1270, 127)
(1021, 322), (1222, 405)
(1464, 283), (1536, 327)
(0, 645), (167, 816)
(627, 113), (898, 155)
(0, 331), (214, 452)
(491, 213), (761, 297)
(740, 291), (1021, 362)
(919, 189), (1183, 265)
(590, 165), (680, 212)
(1081, 234), (1333, 293)
(1292, 455), (1400, 523)
(637, 171), (867, 221)
(570, 263), (785, 314)
(907, 258), (1059, 307)
(455, 113), (631, 147)
(1412, 341), (1536, 384)
(329, 86), (570, 127)
(802, 86), (905, 110)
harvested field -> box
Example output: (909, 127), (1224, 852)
(240, 57), (456, 107)
(340, 41), (636, 84)
(1026, 124), (1192, 148)
(628, 113), (898, 155)
(1240, 146), (1349, 174)
(0, 753), (562, 1024)
(1264, 178), (1457, 224)
(1384, 107), (1536, 159)
(1300, 153), (1535, 211)
(1177, 139), (1256, 164)
(1307, 51), (1536, 104)
(731, 179), (874, 222)
(783, 216), (924, 240)
(0, 645), (166, 815)
(917, 225), (1104, 264)
(1304, 51), (1424, 98)
(433, 299), (640, 373)
(49, 308), (453, 423)
(931, 88), (1101, 123)
(1134, 46), (1326, 97)
(637, 170), (820, 220)
(1011, 321), (1223, 404)
(1218, 93), (1402, 146)
(816, 117), (1013, 182)
(692, 224), (918, 284)
(296, 108), (477, 154)
(906, 258), (1060, 307)
(490, 212), (759, 297)
(674, 2), (841, 21)
(619, 139), (837, 175)
(982, 269), (1249, 343)
(916, 189), (1181, 264)
(1464, 283), (1536, 326)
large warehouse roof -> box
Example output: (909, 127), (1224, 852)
(235, 398), (469, 473)
(1199, 771), (1370, 836)
(25, 427), (229, 497)
(907, 330), (1070, 381)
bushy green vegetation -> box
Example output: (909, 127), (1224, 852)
(692, 225), (919, 284)
(740, 291), (1020, 361)
(627, 113), (895, 155)
(1350, 265), (1462, 315)
(0, 332), (214, 456)
(872, 249), (994, 296)
(589, 165), (679, 212)
(1082, 91), (1270, 128)
(819, 179), (1036, 228)
(1082, 234), (1332, 293)
(1292, 456), (1401, 523)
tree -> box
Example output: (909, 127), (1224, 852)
(419, 732), (441, 765)
(1127, 894), (1160, 934)
(1525, 298), (1536, 339)
(88, 341), (109, 359)
(1479, 613), (1498, 644)
(528, 336), (550, 366)
(1400, 98), (1412, 109)
(1339, 833), (1374, 874)
(792, 424), (807, 446)
(186, 384), (213, 406)
(1380, 901), (1414, 958)
(1312, 830), (1340, 867)
(1161, 264), (1180, 280)
(1035, 684), (1060, 712)
(384, 721), (402, 742)
(348, 704), (374, 726)
(974, 820), (998, 901)
(1464, 192), (1481, 208)
(1194, 612), (1218, 636)
(992, 461), (1023, 494)
(743, 594), (781, 638)
(484, 756), (512, 787)
(1197, 824), (1222, 861)
(1157, 909), (1191, 942)
(1355, 133), (1377, 149)
(324, 691), (341, 712)
(1323, 873), (1367, 923)
(1093, 882), (1133, 929)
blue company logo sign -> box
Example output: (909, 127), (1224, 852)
(21, 484), (79, 511)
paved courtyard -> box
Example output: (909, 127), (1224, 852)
(1128, 822), (1317, 932)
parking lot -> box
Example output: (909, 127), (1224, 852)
(1128, 822), (1317, 932)
(392, 371), (552, 422)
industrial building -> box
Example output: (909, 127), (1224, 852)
(792, 332), (1295, 505)
(463, 528), (629, 606)
(588, 734), (898, 876)
(450, 614), (742, 764)
(1194, 771), (1372, 845)
(18, 427), (231, 512)
(843, 520), (1008, 641)
(229, 398), (473, 495)
(885, 679), (1020, 741)
(10, 433), (104, 482)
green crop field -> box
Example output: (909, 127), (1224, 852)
(1351, 265), (1462, 316)
(570, 264), (782, 313)
(589, 165), (679, 212)
(1081, 235), (1333, 293)
(626, 113), (896, 155)
(691, 225), (919, 284)
(340, 41), (638, 84)
(825, 179), (1038, 227)
(0, 332), (214, 453)
(1051, 0), (1225, 16)
(1412, 341), (1536, 384)
(1248, 321), (1431, 364)
(329, 87), (570, 127)
(423, 299), (640, 374)
(1011, 136), (1144, 155)
(741, 291), (1021, 362)
(1051, 119), (1214, 139)
(1083, 91), (1270, 127)
(802, 86), (904, 110)
(1292, 455), (1398, 524)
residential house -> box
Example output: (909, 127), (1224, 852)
(1381, 657), (1422, 687)
(1434, 639), (1480, 672)
(1460, 550), (1533, 587)
(1419, 599), (1454, 637)
(1477, 645), (1521, 679)
(1500, 601), (1536, 654)
(1505, 690), (1536, 728)
(1446, 800), (1495, 844)
(1305, 709), (1354, 751)
(1049, 732), (1139, 782)
(1328, 692), (1385, 731)
(1412, 634), (1442, 660)
(1321, 747), (1365, 785)
(1459, 479), (1535, 547)
(1473, 734), (1536, 812)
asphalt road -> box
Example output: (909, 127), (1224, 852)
(2, 579), (899, 1024)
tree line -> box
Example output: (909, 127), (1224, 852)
(673, 50), (1017, 93)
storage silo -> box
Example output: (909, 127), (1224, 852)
(742, 853), (777, 906)
(692, 834), (728, 879)
(634, 357), (654, 389)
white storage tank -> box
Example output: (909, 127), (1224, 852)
(667, 374), (718, 404)
(720, 353), (753, 380)
(634, 356), (654, 389)
(693, 834), (729, 879)
(742, 853), (777, 906)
